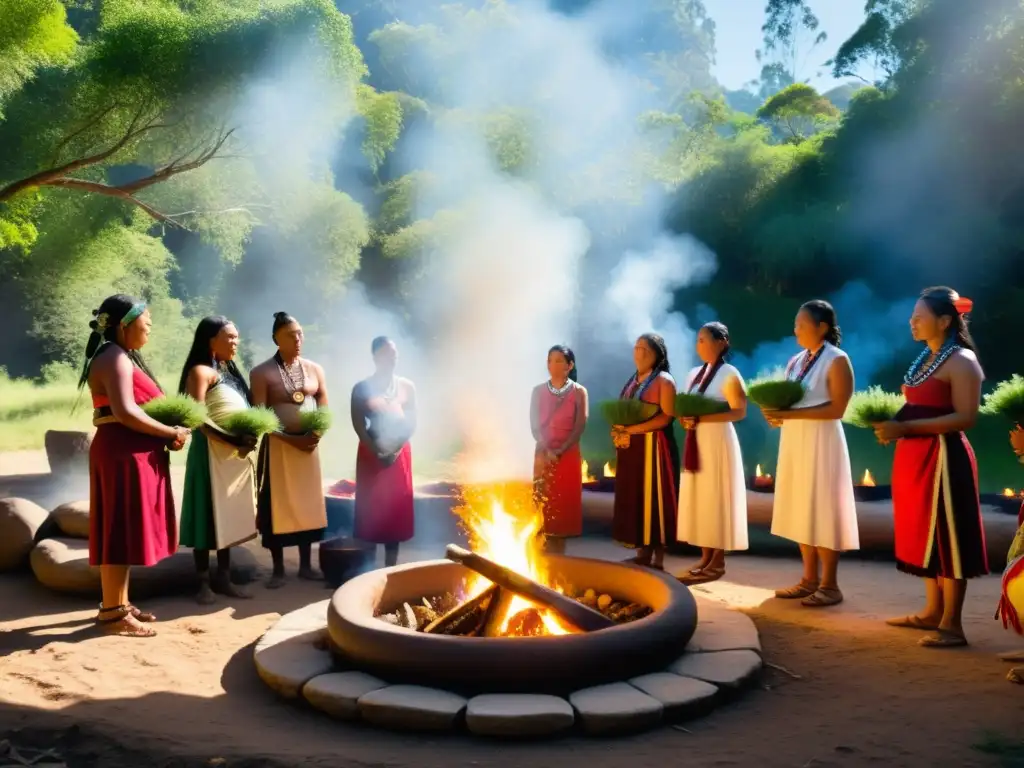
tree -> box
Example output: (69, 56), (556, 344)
(829, 0), (919, 85)
(0, 0), (78, 116)
(755, 0), (827, 98)
(756, 83), (840, 141)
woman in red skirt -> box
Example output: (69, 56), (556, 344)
(611, 333), (679, 570)
(531, 345), (589, 553)
(82, 294), (190, 637)
(874, 286), (986, 648)
(350, 336), (416, 567)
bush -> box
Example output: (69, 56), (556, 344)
(981, 375), (1024, 425)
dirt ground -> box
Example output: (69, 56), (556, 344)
(2, 449), (1024, 767)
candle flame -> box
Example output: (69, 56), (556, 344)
(861, 469), (876, 487)
(1005, 488), (1017, 498)
(755, 464), (763, 477)
(603, 462), (615, 478)
(581, 459), (595, 484)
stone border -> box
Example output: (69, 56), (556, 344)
(254, 596), (763, 737)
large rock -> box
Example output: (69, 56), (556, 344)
(465, 694), (575, 737)
(51, 500), (90, 539)
(358, 685), (467, 732)
(29, 537), (260, 598)
(44, 430), (93, 477)
(568, 682), (663, 735)
(0, 498), (50, 572)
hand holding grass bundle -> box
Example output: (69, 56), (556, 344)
(843, 387), (905, 429)
(746, 377), (805, 411)
(142, 394), (208, 429)
(674, 393), (729, 419)
(598, 399), (659, 427)
(299, 407), (333, 437)
(219, 406), (281, 439)
(981, 375), (1024, 426)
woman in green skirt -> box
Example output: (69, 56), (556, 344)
(179, 316), (259, 603)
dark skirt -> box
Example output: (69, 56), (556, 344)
(255, 436), (325, 548)
(354, 441), (415, 544)
(179, 430), (216, 551)
(89, 422), (177, 567)
(893, 429), (988, 580)
(612, 428), (678, 548)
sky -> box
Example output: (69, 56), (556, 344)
(704, 0), (868, 91)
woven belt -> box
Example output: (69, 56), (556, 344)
(93, 406), (118, 427)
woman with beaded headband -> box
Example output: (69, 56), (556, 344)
(530, 345), (589, 554)
(611, 333), (679, 570)
(765, 300), (859, 607)
(875, 287), (987, 648)
(675, 322), (749, 584)
(250, 312), (329, 587)
(80, 294), (189, 638)
(178, 316), (258, 604)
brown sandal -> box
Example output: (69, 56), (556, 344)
(96, 605), (157, 638)
(801, 587), (843, 607)
(775, 580), (819, 599)
(98, 602), (156, 623)
(918, 630), (967, 648)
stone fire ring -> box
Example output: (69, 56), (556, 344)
(255, 557), (763, 737)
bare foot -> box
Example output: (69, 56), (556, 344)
(297, 567), (324, 581)
(998, 649), (1024, 662)
(1008, 666), (1024, 684)
(196, 582), (217, 605)
(266, 574), (287, 589)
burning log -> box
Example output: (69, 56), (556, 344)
(480, 588), (517, 637)
(423, 584), (498, 635)
(445, 544), (616, 633)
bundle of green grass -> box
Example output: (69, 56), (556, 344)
(746, 374), (805, 411)
(674, 393), (729, 418)
(981, 375), (1024, 426)
(299, 407), (334, 436)
(142, 394), (208, 428)
(843, 387), (905, 429)
(599, 399), (659, 427)
(219, 406), (281, 439)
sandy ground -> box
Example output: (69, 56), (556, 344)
(1, 451), (1024, 767)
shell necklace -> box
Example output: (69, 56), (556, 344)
(547, 379), (573, 396)
(905, 340), (959, 387)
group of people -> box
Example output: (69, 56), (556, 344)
(531, 285), (1014, 654)
(83, 296), (415, 638)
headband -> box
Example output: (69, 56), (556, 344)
(93, 302), (147, 333)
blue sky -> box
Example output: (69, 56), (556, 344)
(703, 0), (868, 91)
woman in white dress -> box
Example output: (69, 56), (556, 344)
(676, 322), (749, 583)
(764, 300), (859, 608)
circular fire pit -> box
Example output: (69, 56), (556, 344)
(254, 556), (763, 737)
(328, 555), (696, 693)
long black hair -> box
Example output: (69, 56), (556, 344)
(700, 322), (731, 360)
(800, 300), (842, 347)
(77, 293), (161, 391)
(178, 315), (252, 402)
(548, 344), (578, 382)
(620, 332), (670, 397)
(919, 286), (978, 355)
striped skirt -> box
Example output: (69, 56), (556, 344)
(612, 430), (678, 548)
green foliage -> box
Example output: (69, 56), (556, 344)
(142, 393), (208, 428)
(746, 377), (805, 411)
(356, 84), (404, 174)
(219, 405), (280, 438)
(674, 392), (729, 418)
(756, 83), (840, 140)
(598, 399), (659, 427)
(843, 386), (905, 428)
(299, 406), (333, 435)
(0, 0), (78, 116)
(981, 376), (1024, 426)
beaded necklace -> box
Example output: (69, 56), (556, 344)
(904, 340), (959, 387)
(787, 344), (827, 384)
(547, 379), (573, 397)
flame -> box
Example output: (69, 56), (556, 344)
(861, 469), (876, 487)
(453, 482), (571, 636)
(1005, 488), (1017, 498)
(755, 464), (763, 477)
(603, 462), (615, 478)
(581, 459), (596, 484)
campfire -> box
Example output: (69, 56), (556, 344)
(860, 469), (876, 487)
(1004, 488), (1024, 499)
(376, 482), (651, 637)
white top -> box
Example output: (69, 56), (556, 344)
(684, 362), (741, 402)
(786, 343), (849, 409)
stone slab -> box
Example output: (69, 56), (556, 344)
(668, 649), (762, 688)
(628, 672), (719, 719)
(569, 682), (663, 735)
(302, 671), (388, 720)
(687, 600), (761, 653)
(358, 685), (467, 732)
(0, 498), (49, 572)
(466, 694), (575, 737)
(255, 604), (334, 700)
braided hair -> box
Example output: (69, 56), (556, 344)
(77, 294), (161, 391)
(620, 332), (670, 398)
(800, 300), (842, 347)
(700, 321), (731, 361)
(178, 315), (252, 403)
